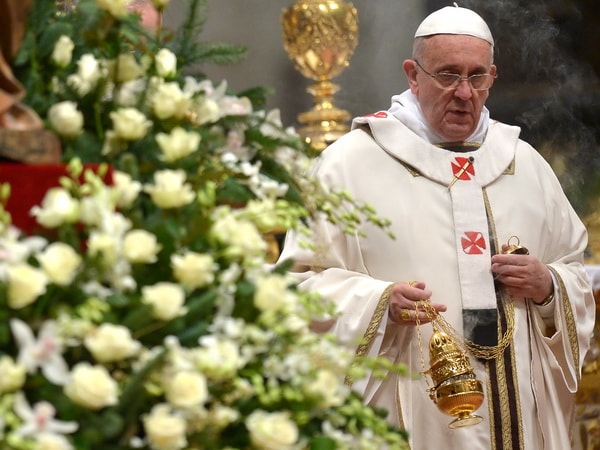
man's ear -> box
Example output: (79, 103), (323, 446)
(403, 59), (419, 94)
(489, 64), (497, 88)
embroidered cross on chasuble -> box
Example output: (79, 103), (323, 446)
(438, 141), (500, 351)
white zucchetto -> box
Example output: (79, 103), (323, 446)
(414, 4), (494, 46)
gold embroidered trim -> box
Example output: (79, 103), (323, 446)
(496, 355), (513, 448)
(483, 187), (498, 247)
(485, 364), (497, 447)
(548, 266), (580, 374)
(400, 161), (421, 177)
(483, 187), (524, 450)
(436, 140), (482, 148)
(344, 283), (394, 386)
(393, 372), (408, 442)
(504, 158), (516, 175)
(507, 320), (525, 450)
(436, 141), (482, 153)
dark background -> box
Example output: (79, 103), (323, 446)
(455, 0), (600, 214)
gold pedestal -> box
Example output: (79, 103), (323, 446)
(281, 0), (359, 151)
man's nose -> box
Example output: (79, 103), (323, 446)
(454, 79), (473, 100)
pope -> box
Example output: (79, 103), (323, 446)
(278, 5), (596, 449)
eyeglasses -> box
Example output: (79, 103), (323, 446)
(414, 59), (497, 91)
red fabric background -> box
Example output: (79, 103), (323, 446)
(0, 163), (113, 235)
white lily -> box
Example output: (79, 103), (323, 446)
(12, 392), (78, 438)
(10, 319), (70, 385)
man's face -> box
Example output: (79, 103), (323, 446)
(404, 34), (496, 142)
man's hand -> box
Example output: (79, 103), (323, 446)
(388, 281), (447, 325)
(491, 244), (553, 304)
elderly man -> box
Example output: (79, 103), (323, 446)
(278, 5), (595, 449)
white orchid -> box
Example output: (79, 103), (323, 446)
(9, 319), (70, 386)
(12, 392), (78, 439)
(0, 227), (46, 280)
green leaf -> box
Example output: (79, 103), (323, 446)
(121, 304), (155, 331)
(309, 436), (337, 450)
(117, 349), (166, 414)
(177, 321), (210, 346)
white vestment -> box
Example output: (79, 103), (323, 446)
(278, 109), (596, 449)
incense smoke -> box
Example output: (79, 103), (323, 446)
(443, 0), (600, 215)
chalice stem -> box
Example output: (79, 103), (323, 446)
(281, 0), (359, 150)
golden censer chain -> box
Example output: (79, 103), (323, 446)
(415, 234), (525, 363)
(412, 236), (525, 428)
(415, 297), (515, 361)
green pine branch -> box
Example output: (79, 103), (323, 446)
(170, 0), (247, 69)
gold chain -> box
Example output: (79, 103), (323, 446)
(414, 298), (515, 361)
(414, 303), (434, 390)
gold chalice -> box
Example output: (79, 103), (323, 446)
(281, 0), (359, 150)
(425, 330), (484, 428)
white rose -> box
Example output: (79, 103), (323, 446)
(254, 274), (296, 313)
(67, 53), (102, 96)
(143, 404), (187, 450)
(95, 0), (129, 17)
(212, 213), (266, 259)
(77, 53), (102, 83)
(141, 282), (187, 321)
(246, 410), (299, 450)
(7, 263), (48, 309)
(112, 171), (142, 208)
(87, 232), (119, 266)
(155, 48), (177, 78)
(30, 187), (80, 228)
(123, 229), (161, 263)
(51, 35), (74, 67)
(144, 170), (195, 209)
(79, 189), (115, 227)
(84, 323), (141, 363)
(36, 242), (82, 286)
(195, 339), (242, 381)
(165, 371), (208, 408)
(151, 82), (191, 120)
(170, 251), (215, 290)
(64, 363), (118, 410)
(110, 107), (152, 141)
(189, 98), (220, 126)
(305, 369), (346, 408)
(115, 79), (145, 107)
(102, 210), (132, 236)
(36, 433), (74, 450)
(101, 130), (125, 156)
(48, 101), (84, 138)
(112, 53), (146, 83)
(156, 127), (200, 163)
(0, 356), (26, 394)
(209, 404), (239, 430)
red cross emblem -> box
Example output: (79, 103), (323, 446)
(451, 156), (475, 181)
(461, 231), (486, 254)
(362, 111), (388, 118)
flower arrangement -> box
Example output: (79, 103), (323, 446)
(0, 0), (408, 449)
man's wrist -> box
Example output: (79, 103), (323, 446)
(536, 290), (554, 306)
